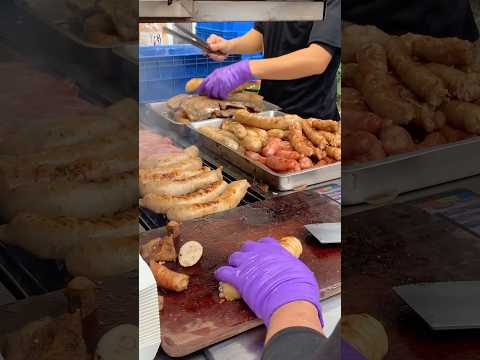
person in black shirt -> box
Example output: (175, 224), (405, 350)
(197, 0), (341, 119)
(342, 0), (478, 41)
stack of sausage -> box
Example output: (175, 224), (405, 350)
(342, 24), (480, 165)
(139, 145), (250, 221)
(0, 98), (139, 279)
(198, 109), (341, 173)
(66, 0), (136, 44)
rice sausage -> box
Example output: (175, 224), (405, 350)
(140, 168), (223, 196)
(166, 180), (250, 221)
(65, 235), (137, 279)
(0, 208), (138, 259)
(0, 172), (138, 221)
(140, 146), (199, 169)
(140, 180), (228, 214)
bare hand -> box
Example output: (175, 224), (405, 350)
(206, 34), (231, 61)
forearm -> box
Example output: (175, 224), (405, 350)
(250, 43), (332, 80)
(265, 301), (323, 344)
(228, 29), (263, 54)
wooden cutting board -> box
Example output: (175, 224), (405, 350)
(342, 203), (480, 360)
(140, 191), (341, 357)
(0, 272), (138, 354)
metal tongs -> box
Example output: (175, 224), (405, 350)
(163, 25), (225, 56)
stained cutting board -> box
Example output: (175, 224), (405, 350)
(342, 203), (480, 360)
(140, 191), (341, 357)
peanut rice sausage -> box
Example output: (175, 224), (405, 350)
(139, 167), (207, 184)
(140, 146), (199, 169)
(65, 235), (137, 279)
(0, 208), (138, 260)
(139, 168), (223, 196)
(166, 180), (250, 221)
(138, 158), (203, 178)
(0, 172), (138, 221)
(139, 180), (228, 214)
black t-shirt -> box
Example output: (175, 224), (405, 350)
(254, 0), (341, 120)
(342, 0), (479, 41)
(262, 325), (340, 360)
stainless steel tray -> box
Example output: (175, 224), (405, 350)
(15, 0), (135, 48)
(342, 137), (480, 205)
(147, 100), (282, 137)
(14, 0), (134, 78)
(189, 117), (340, 191)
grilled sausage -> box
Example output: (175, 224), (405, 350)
(140, 180), (228, 214)
(140, 146), (199, 169)
(0, 208), (137, 259)
(166, 180), (250, 221)
(0, 172), (137, 221)
(65, 235), (137, 279)
(139, 168), (223, 196)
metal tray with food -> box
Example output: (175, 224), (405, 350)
(189, 117), (340, 191)
(14, 0), (134, 77)
(15, 0), (134, 48)
(342, 137), (480, 205)
(147, 100), (281, 136)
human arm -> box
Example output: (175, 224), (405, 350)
(265, 301), (323, 343)
(207, 29), (263, 61)
(249, 43), (333, 80)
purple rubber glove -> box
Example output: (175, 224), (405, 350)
(342, 340), (368, 360)
(197, 60), (253, 100)
(214, 237), (323, 326)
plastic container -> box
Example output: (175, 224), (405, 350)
(139, 45), (241, 103)
(196, 21), (254, 33)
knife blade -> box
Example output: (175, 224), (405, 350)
(305, 223), (341, 244)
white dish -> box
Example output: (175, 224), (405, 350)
(305, 223), (341, 244)
(139, 255), (161, 360)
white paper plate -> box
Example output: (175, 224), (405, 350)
(394, 281), (480, 330)
(139, 256), (161, 360)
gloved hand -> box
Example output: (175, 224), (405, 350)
(214, 237), (323, 326)
(197, 60), (253, 100)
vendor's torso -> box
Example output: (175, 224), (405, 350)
(342, 0), (479, 41)
(257, 22), (340, 120)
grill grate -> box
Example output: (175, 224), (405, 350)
(0, 242), (69, 298)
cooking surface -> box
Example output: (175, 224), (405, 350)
(342, 203), (480, 360)
(140, 191), (341, 357)
(0, 272), (138, 353)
